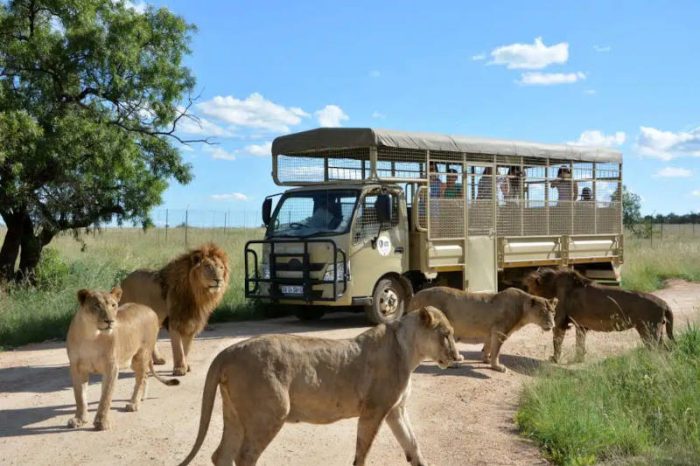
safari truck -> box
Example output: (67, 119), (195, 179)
(245, 128), (623, 323)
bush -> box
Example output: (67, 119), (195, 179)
(35, 247), (71, 290)
(516, 327), (700, 465)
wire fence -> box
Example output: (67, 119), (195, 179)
(628, 222), (700, 246)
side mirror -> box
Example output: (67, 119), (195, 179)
(262, 198), (272, 226)
(376, 194), (392, 224)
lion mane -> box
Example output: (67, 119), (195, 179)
(157, 243), (230, 334)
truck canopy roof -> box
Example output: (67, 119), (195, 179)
(272, 127), (622, 163)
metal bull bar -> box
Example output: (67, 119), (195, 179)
(245, 239), (348, 302)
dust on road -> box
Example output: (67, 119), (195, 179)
(1, 280), (698, 466)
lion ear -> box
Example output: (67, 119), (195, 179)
(550, 297), (559, 307)
(77, 289), (90, 305)
(191, 251), (203, 265)
(110, 287), (123, 302)
(419, 307), (435, 328)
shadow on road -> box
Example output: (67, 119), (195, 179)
(416, 350), (553, 378)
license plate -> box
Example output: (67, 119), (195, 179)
(280, 285), (304, 295)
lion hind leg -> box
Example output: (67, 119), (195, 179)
(386, 403), (426, 466)
(126, 354), (147, 412)
(489, 331), (507, 372)
(212, 389), (244, 466)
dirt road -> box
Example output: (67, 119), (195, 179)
(1, 281), (698, 466)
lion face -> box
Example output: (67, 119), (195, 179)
(524, 268), (559, 298)
(77, 288), (122, 333)
(190, 252), (229, 294)
(416, 306), (463, 369)
(525, 296), (557, 331)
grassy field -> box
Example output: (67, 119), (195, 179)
(0, 227), (264, 349)
(516, 327), (700, 465)
(1, 226), (700, 349)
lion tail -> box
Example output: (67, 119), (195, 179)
(664, 305), (675, 342)
(149, 360), (180, 386)
(179, 354), (223, 466)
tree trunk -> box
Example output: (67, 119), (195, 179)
(16, 214), (54, 284)
(0, 212), (23, 282)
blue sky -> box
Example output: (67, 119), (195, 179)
(144, 0), (700, 216)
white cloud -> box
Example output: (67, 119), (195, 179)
(197, 93), (310, 133)
(692, 190), (700, 197)
(636, 126), (700, 160)
(518, 71), (586, 85)
(568, 130), (626, 147)
(489, 37), (568, 69)
(210, 193), (249, 201)
(204, 146), (236, 161)
(594, 45), (612, 53)
(369, 70), (381, 78)
(244, 141), (272, 157)
(654, 167), (692, 178)
(471, 53), (486, 61)
(584, 89), (597, 95)
(177, 114), (233, 138)
(315, 105), (349, 127)
(178, 144), (194, 152)
(371, 111), (386, 119)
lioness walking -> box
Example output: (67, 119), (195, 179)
(409, 287), (557, 372)
(66, 288), (179, 431)
(524, 268), (675, 363)
(179, 306), (462, 466)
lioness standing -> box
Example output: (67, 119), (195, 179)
(409, 287), (557, 372)
(179, 306), (462, 466)
(66, 288), (179, 431)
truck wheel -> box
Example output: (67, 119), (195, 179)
(293, 306), (325, 321)
(365, 277), (405, 324)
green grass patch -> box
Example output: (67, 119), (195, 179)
(516, 327), (700, 465)
(0, 228), (264, 350)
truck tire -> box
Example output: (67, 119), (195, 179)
(293, 306), (325, 321)
(365, 277), (406, 324)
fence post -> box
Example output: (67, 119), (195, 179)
(223, 211), (227, 235)
(243, 209), (247, 231)
(165, 209), (169, 242)
(185, 209), (189, 247)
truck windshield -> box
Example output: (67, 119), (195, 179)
(267, 189), (359, 238)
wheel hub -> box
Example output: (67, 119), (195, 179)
(379, 287), (399, 316)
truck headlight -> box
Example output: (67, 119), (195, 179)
(323, 262), (349, 281)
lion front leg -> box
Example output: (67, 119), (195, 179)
(574, 326), (587, 363)
(489, 331), (507, 372)
(68, 365), (89, 428)
(386, 403), (427, 466)
(169, 327), (188, 376)
(550, 327), (566, 363)
(94, 365), (118, 431)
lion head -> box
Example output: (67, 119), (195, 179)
(76, 287), (123, 334)
(523, 295), (557, 331)
(524, 267), (591, 298)
(159, 243), (230, 331)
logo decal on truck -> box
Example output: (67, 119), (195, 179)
(377, 234), (392, 256)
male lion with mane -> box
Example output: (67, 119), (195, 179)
(179, 306), (462, 466)
(409, 287), (557, 372)
(120, 243), (229, 376)
(524, 267), (674, 363)
(66, 288), (179, 431)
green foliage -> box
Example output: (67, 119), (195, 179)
(517, 327), (700, 465)
(34, 247), (70, 290)
(0, 0), (199, 277)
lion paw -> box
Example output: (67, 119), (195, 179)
(491, 364), (507, 373)
(173, 366), (187, 376)
(67, 417), (87, 428)
(93, 417), (112, 431)
(153, 356), (166, 365)
(549, 355), (560, 364)
(125, 402), (138, 412)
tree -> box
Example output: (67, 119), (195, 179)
(0, 0), (203, 281)
(622, 185), (642, 229)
